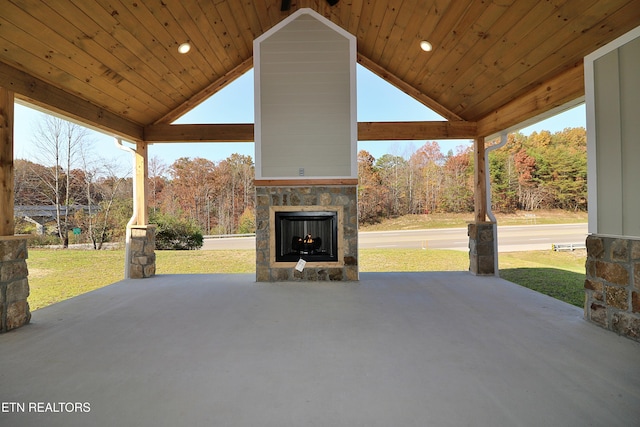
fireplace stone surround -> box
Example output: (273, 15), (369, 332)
(255, 183), (358, 282)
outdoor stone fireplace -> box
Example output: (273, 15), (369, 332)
(253, 10), (358, 282)
(255, 184), (358, 282)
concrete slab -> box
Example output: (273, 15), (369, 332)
(1, 272), (639, 426)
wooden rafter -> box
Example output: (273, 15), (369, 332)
(144, 123), (254, 142)
(143, 120), (477, 143)
(357, 54), (464, 122)
(476, 62), (585, 138)
(154, 57), (254, 125)
(357, 121), (476, 140)
(0, 62), (143, 141)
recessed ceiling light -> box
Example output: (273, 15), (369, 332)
(178, 42), (191, 54)
(420, 40), (432, 52)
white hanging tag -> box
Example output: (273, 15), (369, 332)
(295, 258), (306, 272)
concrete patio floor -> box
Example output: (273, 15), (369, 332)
(1, 272), (639, 426)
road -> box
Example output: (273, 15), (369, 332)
(202, 223), (588, 252)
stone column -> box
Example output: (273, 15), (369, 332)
(468, 222), (496, 276)
(584, 235), (640, 341)
(129, 225), (156, 279)
(0, 236), (31, 332)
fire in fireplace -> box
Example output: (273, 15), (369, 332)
(275, 211), (338, 262)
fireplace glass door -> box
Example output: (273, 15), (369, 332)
(275, 211), (338, 262)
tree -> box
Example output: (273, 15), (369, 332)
(375, 154), (409, 217)
(439, 146), (473, 213)
(148, 156), (168, 215)
(357, 150), (388, 224)
(169, 157), (216, 231)
(214, 154), (255, 234)
(409, 141), (444, 214)
(31, 116), (91, 247)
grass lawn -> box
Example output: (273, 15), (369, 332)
(26, 247), (586, 310)
(499, 250), (586, 307)
(360, 210), (587, 231)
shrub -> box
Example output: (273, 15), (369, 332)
(151, 212), (203, 250)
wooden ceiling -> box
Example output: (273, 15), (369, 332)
(1, 0), (639, 141)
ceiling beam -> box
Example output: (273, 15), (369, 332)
(357, 54), (464, 122)
(144, 123), (254, 142)
(144, 120), (477, 142)
(357, 121), (476, 140)
(154, 57), (254, 125)
(0, 62), (143, 141)
(476, 62), (585, 138)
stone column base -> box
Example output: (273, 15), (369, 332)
(129, 225), (156, 279)
(585, 235), (640, 342)
(0, 236), (31, 332)
(468, 222), (496, 276)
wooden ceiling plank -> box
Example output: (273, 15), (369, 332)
(465, 0), (637, 119)
(377, 0), (433, 71)
(360, 0), (390, 59)
(0, 3), (160, 108)
(400, 0), (479, 89)
(347, 0), (365, 37)
(476, 62), (584, 137)
(0, 61), (143, 141)
(135, 0), (214, 89)
(265, 0), (287, 29)
(200, 2), (246, 66)
(249, 0), (272, 34)
(0, 16), (160, 120)
(2, 0), (177, 120)
(424, 0), (525, 99)
(451, 0), (599, 117)
(68, 0), (201, 101)
(109, 0), (206, 96)
(215, 1), (252, 60)
(429, 0), (564, 116)
(375, 0), (420, 66)
(155, 57), (254, 125)
(222, 1), (256, 53)
(368, 2), (403, 63)
(338, 0), (353, 30)
(357, 54), (462, 121)
(355, 1), (376, 55)
(0, 37), (146, 123)
(389, 0), (460, 82)
(59, 0), (203, 122)
(164, 1), (231, 77)
(238, 1), (265, 42)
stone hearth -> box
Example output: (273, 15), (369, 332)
(255, 184), (358, 282)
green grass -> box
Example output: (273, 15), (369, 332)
(359, 248), (469, 271)
(360, 209), (587, 231)
(27, 249), (125, 310)
(26, 246), (587, 310)
(499, 250), (586, 307)
(155, 250), (255, 274)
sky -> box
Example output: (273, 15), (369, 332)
(12, 65), (586, 167)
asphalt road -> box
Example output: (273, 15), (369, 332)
(202, 223), (588, 252)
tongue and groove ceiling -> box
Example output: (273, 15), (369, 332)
(1, 0), (638, 141)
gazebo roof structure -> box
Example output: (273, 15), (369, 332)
(1, 0), (638, 142)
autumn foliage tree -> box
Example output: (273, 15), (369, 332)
(15, 117), (586, 236)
